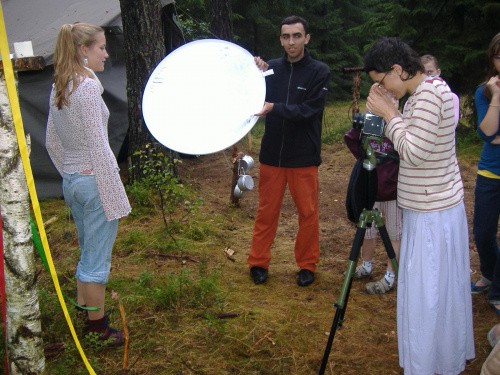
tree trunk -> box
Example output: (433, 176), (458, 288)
(0, 73), (45, 374)
(119, 0), (178, 182)
(209, 0), (233, 41)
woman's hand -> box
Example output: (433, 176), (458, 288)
(486, 75), (500, 100)
(479, 76), (500, 136)
(366, 83), (399, 122)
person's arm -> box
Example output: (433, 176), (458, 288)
(78, 79), (129, 219)
(477, 76), (500, 140)
(271, 65), (331, 122)
(253, 57), (272, 116)
(452, 93), (460, 128)
(45, 105), (64, 176)
(380, 84), (442, 167)
(77, 81), (117, 175)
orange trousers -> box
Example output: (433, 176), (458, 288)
(247, 164), (320, 272)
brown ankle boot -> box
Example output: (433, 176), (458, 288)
(85, 315), (125, 348)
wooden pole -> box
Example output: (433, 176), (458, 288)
(342, 67), (364, 118)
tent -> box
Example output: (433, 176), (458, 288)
(2, 0), (178, 199)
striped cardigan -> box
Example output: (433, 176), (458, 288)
(385, 77), (464, 212)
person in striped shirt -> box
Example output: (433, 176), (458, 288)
(363, 37), (474, 375)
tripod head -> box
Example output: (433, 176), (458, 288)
(361, 135), (399, 171)
(361, 135), (381, 171)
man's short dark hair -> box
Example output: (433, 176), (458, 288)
(280, 15), (308, 35)
(363, 37), (424, 80)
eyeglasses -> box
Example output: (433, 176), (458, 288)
(377, 70), (391, 88)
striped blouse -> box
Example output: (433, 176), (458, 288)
(384, 77), (464, 212)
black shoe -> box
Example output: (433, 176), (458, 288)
(250, 266), (268, 284)
(297, 269), (314, 287)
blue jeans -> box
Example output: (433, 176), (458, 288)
(63, 172), (118, 284)
(473, 174), (500, 304)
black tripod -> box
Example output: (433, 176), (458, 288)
(319, 137), (399, 375)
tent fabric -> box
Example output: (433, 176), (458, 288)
(3, 0), (122, 64)
(2, 0), (175, 199)
(3, 0), (174, 63)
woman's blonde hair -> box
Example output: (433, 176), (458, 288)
(52, 22), (104, 109)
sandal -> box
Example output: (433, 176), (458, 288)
(366, 277), (392, 295)
(471, 279), (490, 294)
(353, 265), (372, 280)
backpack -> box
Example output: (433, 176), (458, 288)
(345, 156), (378, 224)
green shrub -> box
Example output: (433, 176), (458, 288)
(130, 144), (204, 243)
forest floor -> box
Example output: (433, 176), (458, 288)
(170, 140), (494, 374)
(35, 115), (496, 374)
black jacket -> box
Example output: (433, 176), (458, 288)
(259, 50), (330, 168)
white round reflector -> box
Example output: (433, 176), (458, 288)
(142, 39), (266, 155)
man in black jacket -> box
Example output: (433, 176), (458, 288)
(247, 15), (330, 286)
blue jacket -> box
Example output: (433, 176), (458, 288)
(259, 50), (330, 168)
(476, 85), (500, 175)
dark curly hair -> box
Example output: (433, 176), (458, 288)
(363, 37), (424, 80)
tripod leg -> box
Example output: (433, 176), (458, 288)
(319, 224), (366, 375)
(375, 222), (399, 276)
(338, 225), (366, 322)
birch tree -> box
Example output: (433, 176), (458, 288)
(0, 72), (45, 374)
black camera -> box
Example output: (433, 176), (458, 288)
(353, 112), (386, 137)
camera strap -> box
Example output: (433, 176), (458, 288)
(376, 151), (400, 164)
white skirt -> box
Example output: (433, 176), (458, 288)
(397, 202), (475, 375)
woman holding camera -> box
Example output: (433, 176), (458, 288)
(364, 37), (474, 375)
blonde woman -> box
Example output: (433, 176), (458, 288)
(46, 22), (130, 347)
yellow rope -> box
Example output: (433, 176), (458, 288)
(0, 5), (95, 374)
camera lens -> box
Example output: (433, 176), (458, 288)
(353, 113), (364, 130)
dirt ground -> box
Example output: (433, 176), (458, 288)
(177, 141), (496, 374)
